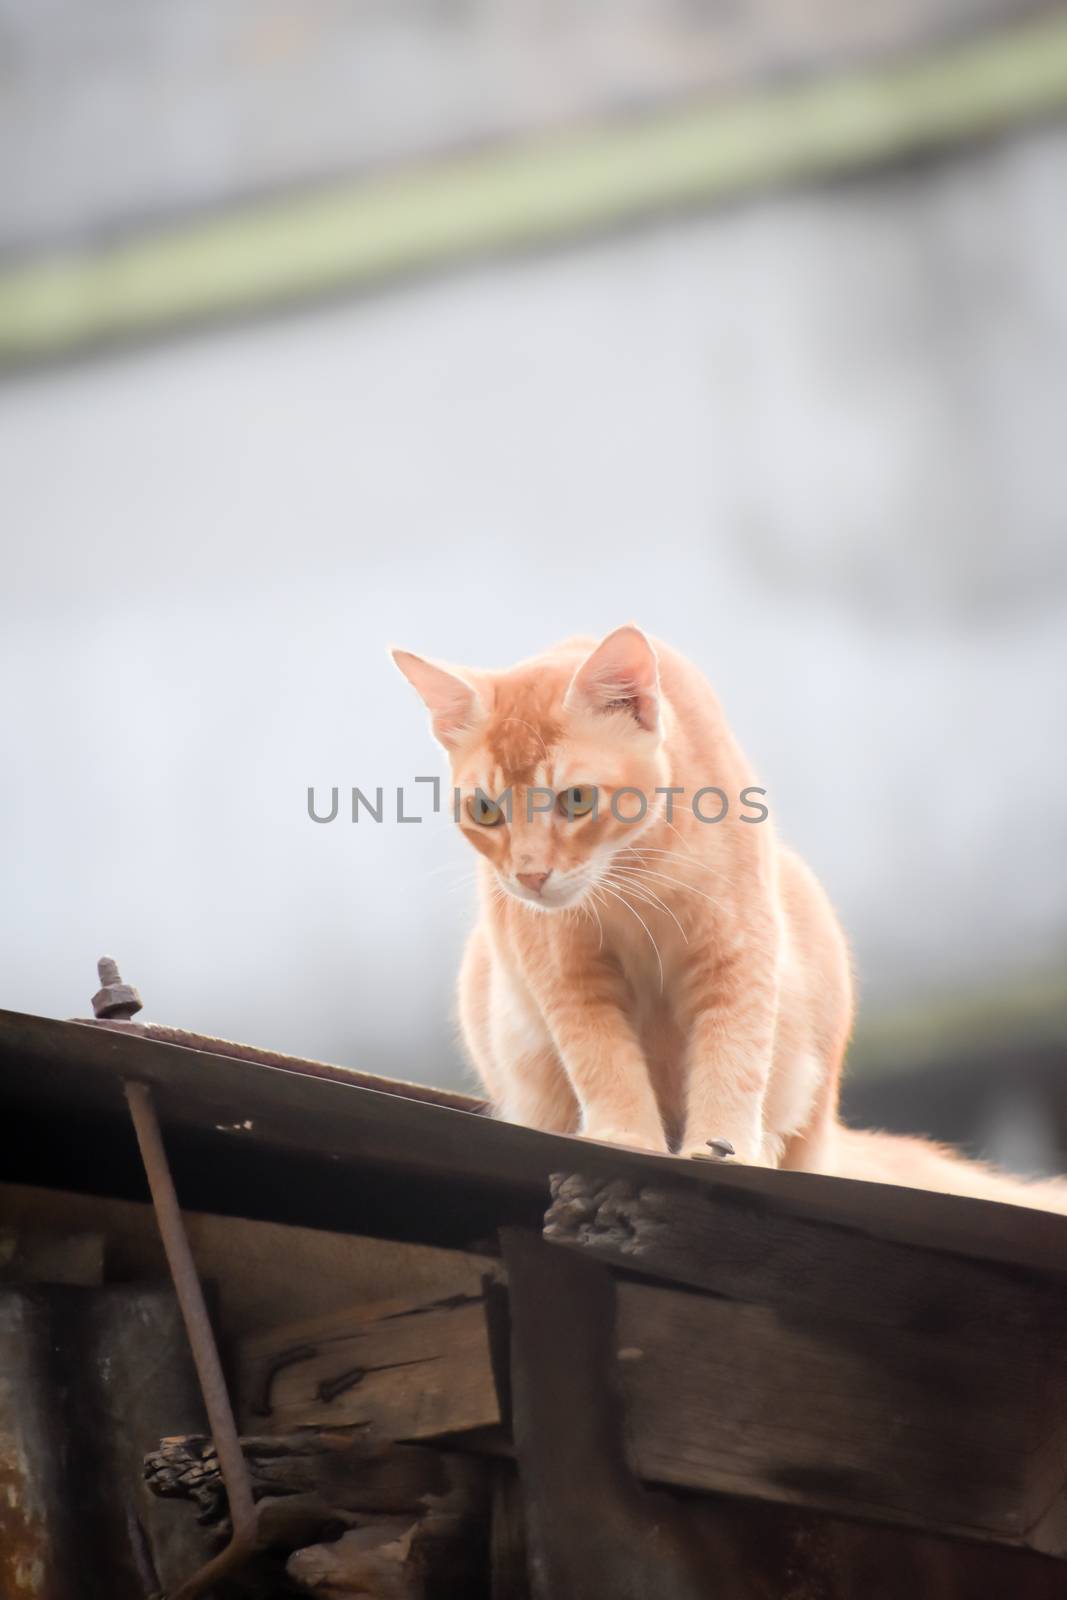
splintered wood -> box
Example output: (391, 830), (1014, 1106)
(145, 1430), (486, 1525)
(144, 1430), (490, 1597)
(239, 1285), (502, 1438)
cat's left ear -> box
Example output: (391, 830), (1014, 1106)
(391, 648), (485, 749)
(564, 625), (660, 734)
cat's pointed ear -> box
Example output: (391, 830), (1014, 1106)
(564, 625), (660, 734)
(391, 648), (485, 749)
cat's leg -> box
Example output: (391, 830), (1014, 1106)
(489, 968), (580, 1134)
(677, 937), (781, 1165)
(538, 970), (668, 1154)
(458, 924), (502, 1104)
(497, 1045), (580, 1134)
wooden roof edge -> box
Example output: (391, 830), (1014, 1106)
(4, 1006), (1067, 1276)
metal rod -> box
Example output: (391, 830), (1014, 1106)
(125, 1080), (258, 1599)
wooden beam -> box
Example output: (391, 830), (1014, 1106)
(500, 1227), (710, 1600)
(3, 11), (1067, 367)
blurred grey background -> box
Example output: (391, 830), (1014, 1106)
(2, 0), (1066, 1172)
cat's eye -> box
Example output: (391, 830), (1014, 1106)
(557, 785), (598, 819)
(467, 794), (504, 827)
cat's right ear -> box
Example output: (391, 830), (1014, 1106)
(390, 649), (485, 750)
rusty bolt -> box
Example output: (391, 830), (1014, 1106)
(691, 1136), (736, 1162)
(92, 955), (143, 1021)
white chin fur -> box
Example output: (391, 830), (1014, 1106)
(504, 879), (585, 911)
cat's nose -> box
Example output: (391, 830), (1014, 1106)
(517, 870), (552, 895)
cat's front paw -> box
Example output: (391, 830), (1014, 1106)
(578, 1125), (668, 1155)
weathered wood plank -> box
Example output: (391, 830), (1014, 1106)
(617, 1279), (1054, 1542)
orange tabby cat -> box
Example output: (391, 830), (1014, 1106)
(394, 627), (1067, 1212)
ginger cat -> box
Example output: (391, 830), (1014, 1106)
(394, 627), (1067, 1212)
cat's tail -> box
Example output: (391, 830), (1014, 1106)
(828, 1124), (1067, 1215)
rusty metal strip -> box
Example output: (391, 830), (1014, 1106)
(85, 1016), (488, 1115)
(124, 1080), (259, 1599)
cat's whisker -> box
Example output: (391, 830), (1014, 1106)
(644, 808), (738, 868)
(618, 844), (704, 867)
(658, 810), (704, 857)
(604, 872), (670, 913)
(612, 861), (728, 911)
(420, 871), (481, 904)
(604, 870), (689, 943)
(649, 812), (745, 888)
(623, 801), (701, 857)
(604, 877), (672, 927)
(582, 889), (606, 951)
(593, 879), (665, 993)
(616, 841), (715, 875)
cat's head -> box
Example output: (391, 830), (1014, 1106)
(392, 626), (669, 909)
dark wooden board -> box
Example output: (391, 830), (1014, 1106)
(501, 1228), (711, 1600)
